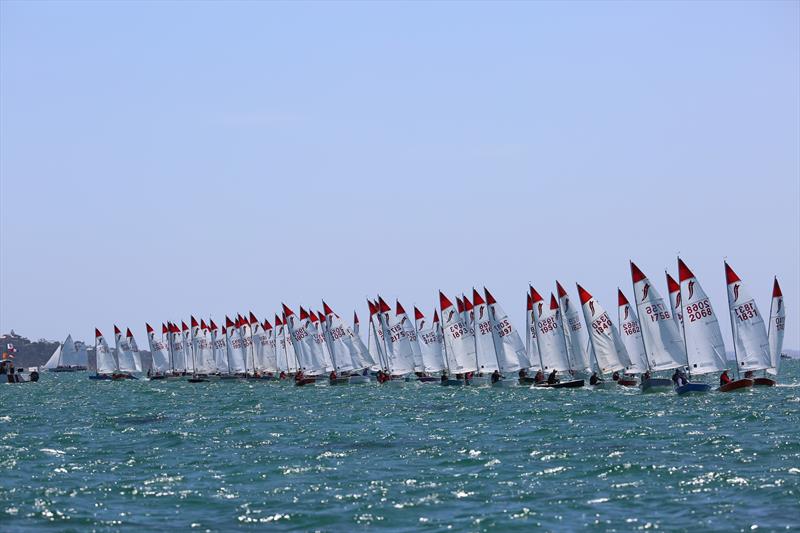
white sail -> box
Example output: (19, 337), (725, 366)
(397, 302), (424, 372)
(253, 320), (278, 373)
(284, 306), (328, 374)
(318, 308), (354, 373)
(193, 323), (215, 374)
(114, 326), (137, 373)
(210, 321), (229, 373)
(617, 290), (649, 374)
(310, 313), (335, 372)
(526, 289), (541, 371)
(472, 290), (500, 373)
(630, 262), (686, 371)
(415, 308), (445, 372)
(666, 272), (684, 337)
(44, 342), (63, 369)
(274, 316), (290, 373)
(95, 328), (117, 374)
(225, 318), (248, 374)
(532, 291), (572, 372)
(486, 288), (530, 373)
(127, 329), (143, 372)
(578, 285), (630, 373)
(557, 282), (592, 372)
(181, 324), (195, 373)
(380, 298), (415, 375)
(440, 292), (478, 374)
(767, 278), (786, 376)
(170, 324), (186, 372)
(367, 302), (387, 370)
(725, 262), (771, 372)
(146, 324), (170, 373)
(678, 259), (727, 374)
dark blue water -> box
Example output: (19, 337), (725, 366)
(2, 364), (799, 531)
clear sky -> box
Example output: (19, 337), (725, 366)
(1, 1), (798, 350)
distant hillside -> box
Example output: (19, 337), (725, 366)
(1, 330), (153, 370)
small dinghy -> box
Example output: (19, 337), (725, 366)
(640, 378), (673, 393)
(535, 379), (585, 389)
(753, 377), (776, 386)
(329, 377), (349, 386)
(441, 378), (465, 386)
(295, 377), (316, 387)
(188, 377), (208, 383)
(592, 380), (617, 390)
(518, 376), (536, 386)
(417, 376), (439, 383)
(675, 382), (712, 395)
(491, 378), (516, 388)
(718, 378), (754, 392)
(616, 377), (638, 387)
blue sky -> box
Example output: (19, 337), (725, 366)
(1, 1), (798, 349)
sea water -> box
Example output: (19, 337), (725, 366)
(1, 364), (798, 531)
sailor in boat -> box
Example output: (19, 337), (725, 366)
(534, 370), (545, 384)
(720, 370), (732, 386)
(744, 370), (754, 379)
(491, 370), (501, 384)
(279, 371), (287, 380)
(518, 369), (528, 380)
(671, 368), (688, 387)
(612, 371), (620, 382)
(294, 370), (305, 383)
(642, 370), (651, 381)
(329, 370), (337, 383)
(440, 370), (448, 384)
(547, 369), (559, 385)
(589, 372), (600, 385)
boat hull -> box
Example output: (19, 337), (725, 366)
(592, 380), (617, 389)
(417, 376), (439, 383)
(491, 379), (516, 388)
(329, 377), (349, 386)
(616, 378), (638, 387)
(718, 378), (754, 392)
(348, 375), (370, 385)
(535, 379), (585, 389)
(441, 378), (465, 386)
(675, 382), (712, 395)
(49, 366), (87, 372)
(295, 378), (316, 387)
(640, 378), (673, 393)
(467, 376), (491, 386)
(753, 377), (776, 386)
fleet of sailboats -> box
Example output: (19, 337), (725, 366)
(62, 259), (789, 391)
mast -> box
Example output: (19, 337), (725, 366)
(577, 284), (605, 377)
(553, 295), (574, 373)
(676, 263), (693, 377)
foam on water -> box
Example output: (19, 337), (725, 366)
(1, 363), (799, 530)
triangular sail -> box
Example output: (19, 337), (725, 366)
(526, 288), (541, 371)
(767, 278), (785, 376)
(678, 259), (727, 374)
(532, 288), (571, 372)
(44, 343), (63, 369)
(725, 262), (771, 372)
(95, 329), (117, 374)
(471, 290), (500, 373)
(127, 329), (143, 372)
(415, 308), (445, 372)
(380, 298), (414, 375)
(397, 301), (424, 372)
(630, 262), (687, 371)
(557, 282), (592, 372)
(114, 326), (137, 373)
(577, 284), (630, 373)
(146, 324), (171, 373)
(617, 290), (649, 374)
(225, 317), (248, 373)
(440, 291), (478, 373)
(486, 288), (530, 373)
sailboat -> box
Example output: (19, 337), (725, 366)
(617, 290), (651, 387)
(556, 282), (592, 376)
(415, 307), (446, 382)
(629, 262), (696, 393)
(767, 277), (785, 380)
(678, 258), (751, 392)
(530, 288), (584, 388)
(439, 291), (477, 385)
(577, 284), (631, 389)
(114, 326), (140, 377)
(44, 334), (88, 372)
(484, 288), (531, 387)
(725, 262), (774, 386)
(145, 323), (170, 379)
(90, 328), (135, 380)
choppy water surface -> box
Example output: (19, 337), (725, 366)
(2, 364), (799, 531)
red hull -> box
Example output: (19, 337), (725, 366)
(617, 378), (637, 387)
(753, 377), (776, 386)
(718, 378), (754, 392)
(295, 378), (316, 387)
